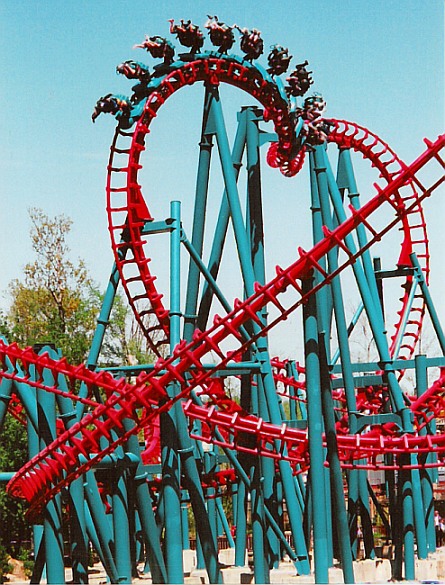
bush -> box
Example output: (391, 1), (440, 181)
(0, 545), (11, 583)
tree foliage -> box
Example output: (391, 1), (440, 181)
(0, 416), (30, 557)
(7, 208), (101, 364)
(0, 209), (160, 559)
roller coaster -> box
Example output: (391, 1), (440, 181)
(1, 17), (445, 584)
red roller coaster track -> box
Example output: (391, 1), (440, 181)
(3, 119), (444, 519)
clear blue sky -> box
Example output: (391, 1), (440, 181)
(0, 1), (444, 356)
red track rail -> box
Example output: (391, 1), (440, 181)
(3, 132), (444, 519)
(107, 56), (294, 352)
(107, 58), (431, 365)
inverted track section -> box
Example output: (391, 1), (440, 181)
(4, 132), (444, 520)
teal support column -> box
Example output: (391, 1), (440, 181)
(44, 347), (89, 584)
(311, 147), (363, 562)
(134, 469), (167, 582)
(410, 253), (445, 354)
(250, 462), (269, 584)
(181, 493), (190, 550)
(196, 537), (205, 571)
(302, 273), (329, 584)
(401, 463), (415, 580)
(15, 379), (43, 582)
(0, 377), (13, 425)
(168, 201), (221, 583)
(112, 465), (132, 584)
(211, 90), (309, 574)
(358, 469), (375, 559)
(161, 202), (184, 584)
(39, 361), (65, 584)
(183, 87), (215, 342)
(76, 262), (121, 417)
(160, 426), (183, 584)
(234, 480), (247, 567)
(410, 461), (428, 559)
(204, 449), (218, 553)
(246, 105), (278, 571)
(83, 499), (119, 583)
(318, 146), (412, 430)
(336, 148), (383, 313)
(196, 106), (247, 333)
(319, 333), (355, 584)
(216, 498), (235, 548)
(84, 470), (119, 583)
(415, 354), (436, 553)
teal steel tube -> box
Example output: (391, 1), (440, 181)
(204, 450), (218, 557)
(401, 463), (415, 580)
(112, 467), (132, 584)
(77, 262), (121, 417)
(47, 350), (89, 584)
(311, 150), (357, 416)
(319, 332), (355, 583)
(216, 498), (235, 548)
(234, 480), (247, 566)
(17, 379), (43, 582)
(250, 462), (269, 584)
(83, 499), (119, 583)
(410, 461), (428, 559)
(415, 354), (436, 553)
(183, 88), (214, 343)
(197, 109), (247, 332)
(134, 470), (167, 582)
(312, 148), (364, 562)
(309, 152), (331, 335)
(336, 148), (383, 324)
(317, 147), (411, 429)
(246, 106), (277, 573)
(358, 469), (375, 560)
(212, 92), (309, 573)
(169, 201), (221, 583)
(287, 361), (307, 420)
(410, 253), (445, 353)
(0, 377), (13, 425)
(181, 493), (190, 550)
(161, 203), (184, 584)
(302, 274), (329, 584)
(84, 470), (119, 582)
(39, 362), (65, 584)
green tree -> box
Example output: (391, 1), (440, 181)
(7, 208), (102, 364)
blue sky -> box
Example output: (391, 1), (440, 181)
(0, 1), (444, 357)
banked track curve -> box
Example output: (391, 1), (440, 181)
(4, 131), (445, 520)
